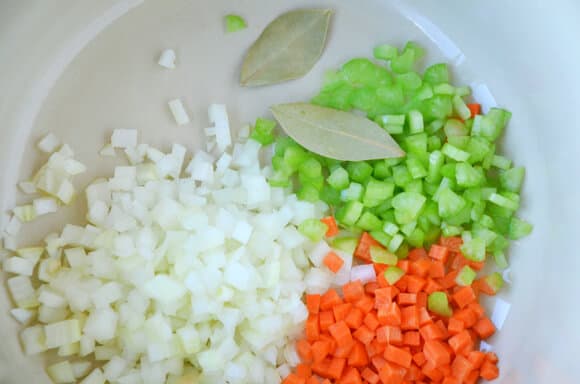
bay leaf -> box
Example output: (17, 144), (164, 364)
(240, 9), (332, 86)
(270, 103), (405, 161)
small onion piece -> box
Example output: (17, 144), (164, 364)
(350, 264), (377, 284)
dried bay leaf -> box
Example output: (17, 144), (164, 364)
(240, 9), (332, 86)
(271, 103), (405, 161)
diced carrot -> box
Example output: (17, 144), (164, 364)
(385, 345), (413, 368)
(397, 260), (410, 272)
(451, 355), (474, 381)
(473, 317), (496, 339)
(467, 302), (485, 319)
(428, 244), (450, 262)
(464, 369), (480, 384)
(413, 352), (426, 366)
(382, 302), (402, 326)
(343, 280), (365, 303)
(452, 286), (476, 309)
(319, 310), (335, 332)
(428, 261), (446, 279)
(449, 252), (469, 271)
(355, 295), (375, 314)
(485, 352), (499, 363)
(404, 363), (423, 381)
(395, 275), (408, 291)
(467, 103), (481, 118)
(480, 360), (499, 380)
(361, 367), (380, 384)
(469, 260), (485, 271)
(438, 270), (459, 290)
(345, 308), (365, 329)
(422, 361), (444, 382)
(321, 216), (339, 237)
(467, 351), (486, 369)
(403, 331), (421, 347)
(416, 292), (427, 307)
(368, 340), (386, 358)
(312, 340), (332, 363)
(447, 317), (464, 335)
(374, 287), (398, 308)
(354, 232), (381, 262)
(311, 358), (330, 377)
(306, 294), (321, 314)
(327, 357), (347, 380)
(363, 312), (380, 331)
(423, 340), (451, 366)
(296, 363), (312, 378)
(410, 258), (432, 277)
(321, 289), (343, 310)
(418, 307), (433, 326)
(365, 282), (379, 296)
(296, 339), (313, 362)
(321, 379), (332, 384)
(419, 323), (446, 341)
(324, 251), (345, 273)
(424, 278), (443, 294)
(439, 363), (452, 377)
(320, 333), (337, 352)
(453, 308), (478, 328)
(400, 305), (420, 330)
(398, 293), (417, 306)
(348, 341), (370, 367)
(448, 330), (473, 355)
(334, 340), (355, 358)
(306, 377), (320, 384)
(283, 373), (306, 384)
(378, 362), (407, 384)
(472, 278), (497, 296)
(441, 376), (460, 384)
(439, 237), (463, 252)
(329, 321), (354, 348)
(371, 355), (387, 371)
(339, 366), (363, 384)
(376, 325), (403, 345)
(306, 315), (320, 342)
(405, 275), (427, 293)
(434, 320), (450, 340)
(353, 325), (375, 345)
(408, 247), (428, 261)
(334, 303), (353, 322)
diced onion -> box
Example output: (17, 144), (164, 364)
(168, 99), (190, 125)
(350, 264), (377, 284)
(157, 49), (176, 69)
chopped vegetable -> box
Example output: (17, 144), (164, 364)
(225, 14), (247, 33)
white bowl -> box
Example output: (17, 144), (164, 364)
(1, 1), (578, 383)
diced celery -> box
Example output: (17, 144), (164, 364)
(299, 158), (322, 179)
(461, 237), (486, 262)
(433, 177), (456, 202)
(444, 119), (468, 137)
(332, 236), (359, 254)
(488, 193), (519, 211)
(456, 163), (484, 188)
(445, 202), (472, 226)
(373, 161), (392, 179)
(397, 72), (422, 91)
(426, 150), (444, 183)
(356, 211), (383, 231)
(341, 182), (364, 201)
(442, 143), (470, 162)
(274, 136), (298, 156)
(421, 95), (453, 121)
(455, 86), (471, 97)
(283, 146), (308, 170)
(350, 87), (379, 112)
(312, 84), (353, 110)
(440, 164), (456, 179)
(406, 156), (428, 179)
(423, 63), (449, 85)
(472, 227), (498, 246)
(320, 186), (341, 206)
(404, 133), (428, 154)
(268, 171), (290, 188)
(408, 110), (424, 133)
(479, 214), (494, 229)
(388, 234), (404, 253)
(500, 167), (525, 193)
(437, 188), (466, 218)
(369, 231), (392, 247)
(434, 83), (455, 95)
(470, 201), (486, 221)
(455, 265), (477, 286)
(391, 49), (415, 74)
(364, 178), (395, 201)
(384, 124), (404, 134)
(463, 188), (483, 203)
(441, 223), (462, 236)
(447, 136), (470, 149)
(414, 83), (434, 101)
(466, 137), (492, 164)
(392, 192), (426, 224)
(225, 14), (247, 33)
(393, 165), (412, 187)
(384, 266), (405, 285)
(508, 217), (533, 240)
(426, 119), (444, 134)
(383, 222), (399, 236)
(327, 167), (350, 190)
(428, 136), (442, 152)
(374, 44), (398, 61)
(404, 179), (423, 193)
(428, 292), (452, 317)
(484, 272), (504, 294)
(423, 226), (441, 245)
(491, 155), (512, 170)
(380, 114), (406, 126)
(250, 118), (276, 145)
(347, 162), (373, 183)
(370, 246), (397, 265)
(407, 227), (425, 247)
(404, 41), (426, 60)
(297, 184), (320, 202)
(298, 219), (328, 241)
(400, 221), (417, 237)
(299, 173), (324, 191)
(336, 201), (364, 226)
(341, 58), (391, 87)
(376, 84), (405, 107)
(493, 251), (509, 269)
(453, 95), (471, 120)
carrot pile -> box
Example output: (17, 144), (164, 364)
(284, 234), (501, 384)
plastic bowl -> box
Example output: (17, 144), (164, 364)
(1, 1), (579, 383)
